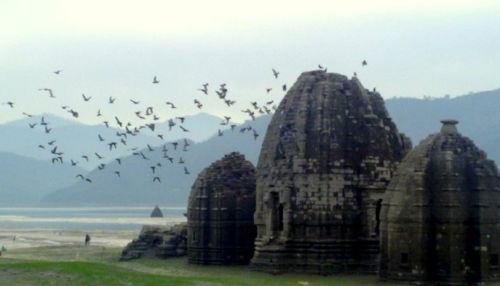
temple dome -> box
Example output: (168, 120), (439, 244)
(380, 120), (500, 284)
(252, 70), (411, 274)
(187, 152), (256, 265)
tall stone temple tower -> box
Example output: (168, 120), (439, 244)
(380, 120), (500, 284)
(251, 70), (411, 274)
(187, 152), (257, 265)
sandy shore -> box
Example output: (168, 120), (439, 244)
(0, 228), (140, 251)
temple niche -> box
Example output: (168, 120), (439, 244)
(380, 120), (500, 284)
(187, 152), (257, 265)
(251, 70), (411, 274)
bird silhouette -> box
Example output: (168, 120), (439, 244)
(22, 112), (33, 117)
(152, 76), (159, 84)
(45, 126), (52, 134)
(130, 99), (140, 105)
(108, 142), (117, 150)
(198, 83), (208, 95)
(266, 88), (272, 93)
(82, 94), (92, 101)
(362, 60), (367, 66)
(76, 174), (85, 180)
(115, 116), (123, 127)
(98, 134), (105, 142)
(116, 158), (122, 164)
(184, 167), (190, 175)
(3, 102), (14, 108)
(68, 109), (79, 118)
(39, 88), (55, 98)
(166, 102), (176, 109)
(29, 123), (37, 128)
(114, 171), (120, 177)
(95, 152), (104, 160)
(53, 70), (62, 75)
(153, 176), (161, 183)
(282, 84), (287, 91)
(109, 97), (116, 104)
(179, 126), (189, 132)
(82, 155), (89, 161)
(272, 68), (279, 78)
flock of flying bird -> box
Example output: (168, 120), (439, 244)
(3, 62), (368, 185)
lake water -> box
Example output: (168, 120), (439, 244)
(0, 207), (186, 231)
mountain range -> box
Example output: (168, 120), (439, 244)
(1, 88), (499, 207)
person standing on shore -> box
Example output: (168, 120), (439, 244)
(84, 234), (91, 246)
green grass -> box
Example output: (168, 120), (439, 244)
(0, 245), (402, 286)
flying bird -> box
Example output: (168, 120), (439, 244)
(53, 70), (62, 75)
(272, 68), (279, 78)
(130, 99), (140, 105)
(109, 96), (116, 104)
(153, 176), (161, 183)
(152, 76), (159, 84)
(82, 94), (92, 102)
(362, 60), (367, 66)
(39, 88), (55, 98)
(198, 83), (209, 95)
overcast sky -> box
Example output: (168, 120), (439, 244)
(1, 0), (500, 125)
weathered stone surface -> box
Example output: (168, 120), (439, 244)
(187, 152), (256, 265)
(120, 223), (187, 260)
(380, 120), (500, 284)
(150, 205), (164, 218)
(251, 70), (410, 274)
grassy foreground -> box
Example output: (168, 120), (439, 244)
(0, 245), (400, 286)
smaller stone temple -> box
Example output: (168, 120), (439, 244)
(187, 152), (257, 265)
(380, 120), (500, 284)
(150, 205), (163, 217)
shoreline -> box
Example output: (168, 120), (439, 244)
(0, 228), (143, 251)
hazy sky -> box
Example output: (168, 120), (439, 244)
(1, 0), (500, 125)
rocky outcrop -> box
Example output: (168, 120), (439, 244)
(380, 120), (500, 284)
(150, 205), (163, 218)
(120, 223), (187, 260)
(187, 152), (256, 265)
(251, 70), (411, 274)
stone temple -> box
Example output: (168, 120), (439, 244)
(251, 70), (411, 274)
(380, 120), (500, 284)
(187, 152), (257, 265)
